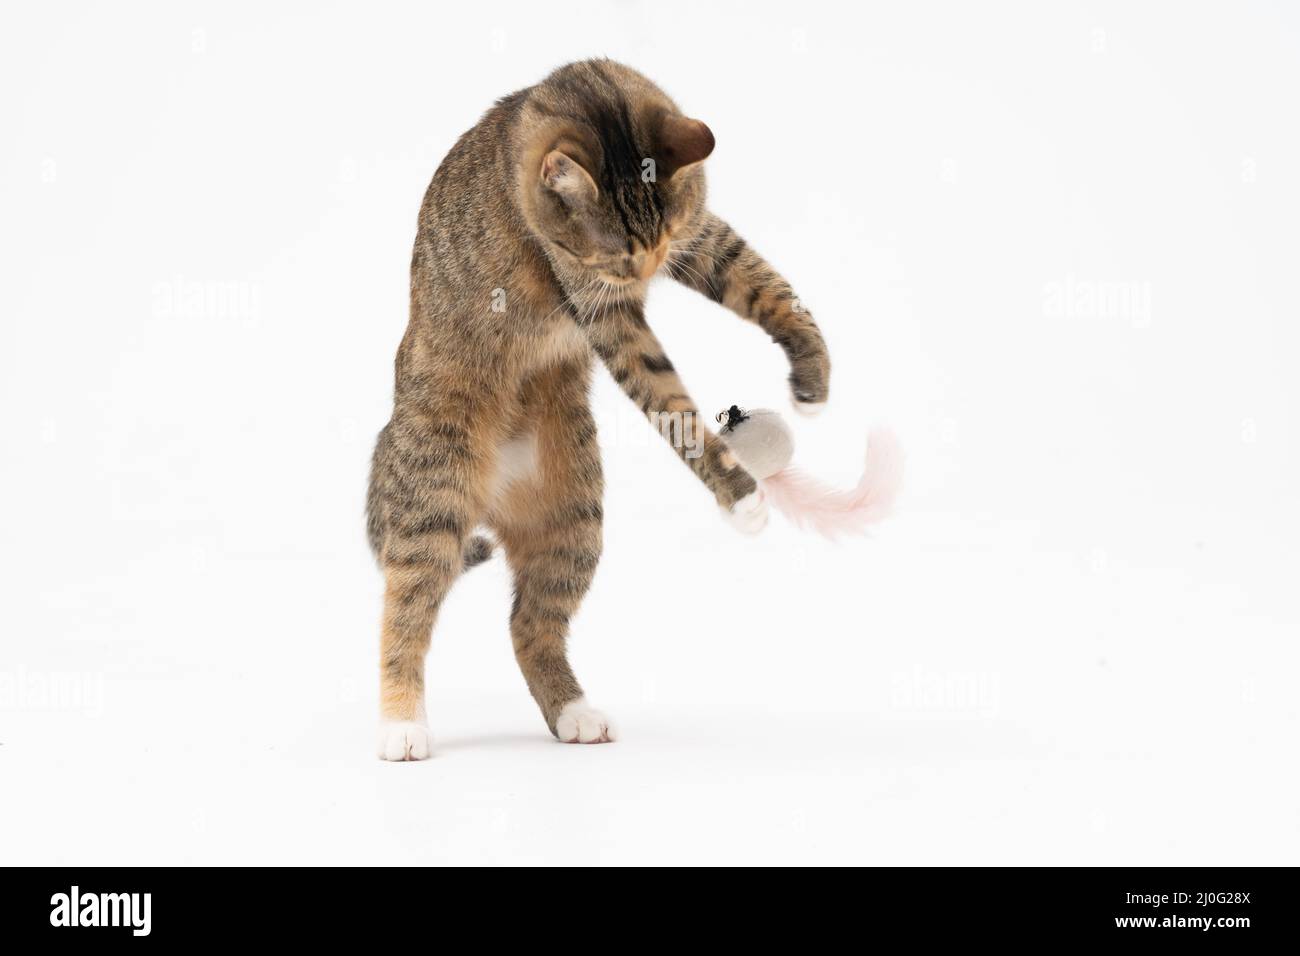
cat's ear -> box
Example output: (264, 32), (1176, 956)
(655, 115), (715, 177)
(540, 149), (598, 205)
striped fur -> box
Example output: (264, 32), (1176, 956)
(665, 212), (831, 406)
(367, 60), (830, 754)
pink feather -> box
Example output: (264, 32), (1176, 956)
(760, 428), (903, 539)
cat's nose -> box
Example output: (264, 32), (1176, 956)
(635, 241), (669, 280)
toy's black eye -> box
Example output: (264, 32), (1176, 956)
(717, 404), (748, 432)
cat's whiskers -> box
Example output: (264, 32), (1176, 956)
(669, 236), (725, 268)
(576, 284), (600, 326)
(665, 250), (710, 289)
(669, 233), (717, 255)
(546, 275), (602, 325)
(574, 275), (616, 326)
(593, 277), (620, 321)
(670, 239), (724, 271)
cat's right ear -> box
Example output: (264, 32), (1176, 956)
(540, 150), (597, 206)
(654, 114), (715, 177)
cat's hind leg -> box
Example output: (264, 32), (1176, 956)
(488, 360), (613, 743)
(371, 410), (493, 760)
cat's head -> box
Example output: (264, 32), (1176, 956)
(518, 61), (713, 286)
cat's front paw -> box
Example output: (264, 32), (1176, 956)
(790, 390), (827, 417)
(722, 489), (769, 534)
(378, 720), (432, 761)
(787, 332), (830, 414)
(554, 698), (617, 743)
(789, 368), (829, 416)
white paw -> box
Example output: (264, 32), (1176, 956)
(555, 698), (617, 743)
(378, 720), (432, 761)
(791, 393), (827, 417)
(722, 489), (769, 534)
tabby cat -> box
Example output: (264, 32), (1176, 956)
(367, 60), (830, 759)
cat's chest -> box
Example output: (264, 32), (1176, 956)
(523, 318), (588, 371)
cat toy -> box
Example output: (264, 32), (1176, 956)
(716, 405), (902, 538)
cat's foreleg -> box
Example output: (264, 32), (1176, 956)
(667, 212), (831, 416)
(578, 298), (766, 532)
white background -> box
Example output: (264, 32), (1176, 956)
(2, 1), (1297, 865)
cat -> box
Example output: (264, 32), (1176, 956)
(367, 59), (830, 759)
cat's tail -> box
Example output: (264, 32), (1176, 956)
(761, 428), (903, 539)
(461, 534), (496, 569)
(368, 513), (496, 571)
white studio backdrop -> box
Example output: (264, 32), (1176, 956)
(1, 1), (1296, 865)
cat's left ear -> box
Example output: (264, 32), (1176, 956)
(654, 114), (715, 178)
(540, 149), (598, 205)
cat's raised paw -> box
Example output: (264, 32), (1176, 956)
(722, 490), (769, 534)
(378, 720), (432, 761)
(790, 391), (827, 418)
(555, 698), (617, 744)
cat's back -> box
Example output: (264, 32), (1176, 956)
(414, 87), (531, 243)
(408, 86), (549, 330)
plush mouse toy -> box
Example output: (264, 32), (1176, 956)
(717, 405), (902, 539)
